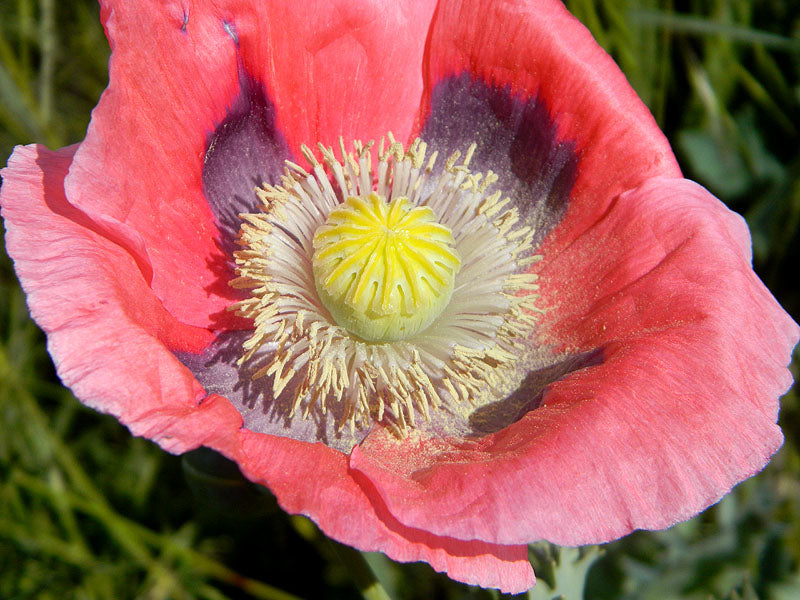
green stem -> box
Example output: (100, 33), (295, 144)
(527, 543), (602, 600)
(332, 542), (393, 600)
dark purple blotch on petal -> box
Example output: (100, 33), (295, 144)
(421, 74), (578, 246)
(202, 70), (291, 254)
(176, 331), (369, 452)
(176, 331), (604, 450)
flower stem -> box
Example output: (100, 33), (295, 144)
(331, 541), (394, 600)
(527, 543), (602, 600)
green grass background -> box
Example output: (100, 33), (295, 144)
(1, 1), (799, 598)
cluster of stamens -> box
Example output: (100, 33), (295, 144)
(230, 135), (541, 435)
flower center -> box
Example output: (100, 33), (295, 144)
(230, 135), (541, 436)
(312, 193), (460, 342)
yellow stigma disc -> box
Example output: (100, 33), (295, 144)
(312, 192), (461, 342)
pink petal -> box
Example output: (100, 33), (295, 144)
(225, 0), (437, 153)
(418, 0), (682, 225)
(0, 144), (232, 452)
(236, 430), (535, 593)
(69, 1), (245, 329)
(350, 177), (798, 546)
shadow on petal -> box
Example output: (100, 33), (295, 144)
(468, 348), (605, 435)
(176, 330), (369, 452)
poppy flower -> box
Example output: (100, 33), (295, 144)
(1, 0), (797, 593)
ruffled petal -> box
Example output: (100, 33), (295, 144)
(0, 144), (229, 452)
(225, 0), (437, 153)
(350, 177), (798, 546)
(236, 430), (535, 593)
(417, 0), (681, 233)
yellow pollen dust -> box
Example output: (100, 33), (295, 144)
(312, 192), (461, 342)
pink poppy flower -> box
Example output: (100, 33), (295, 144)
(2, 0), (797, 593)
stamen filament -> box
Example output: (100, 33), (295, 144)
(230, 136), (540, 435)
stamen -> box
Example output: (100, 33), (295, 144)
(230, 136), (541, 434)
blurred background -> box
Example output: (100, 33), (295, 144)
(1, 0), (799, 598)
